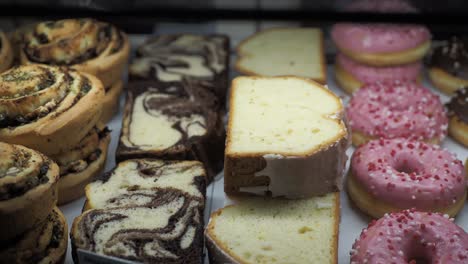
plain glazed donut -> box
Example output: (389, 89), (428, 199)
(331, 23), (431, 66)
(347, 138), (466, 218)
(350, 209), (468, 264)
(346, 81), (448, 146)
(335, 53), (422, 94)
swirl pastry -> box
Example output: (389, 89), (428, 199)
(0, 31), (13, 73)
(101, 80), (123, 123)
(0, 142), (59, 242)
(0, 65), (105, 156)
(71, 159), (206, 263)
(50, 127), (111, 205)
(18, 18), (130, 88)
(130, 34), (229, 105)
(0, 207), (68, 264)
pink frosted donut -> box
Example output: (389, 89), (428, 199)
(350, 209), (468, 264)
(331, 23), (430, 54)
(336, 53), (421, 83)
(349, 138), (466, 216)
(346, 81), (448, 145)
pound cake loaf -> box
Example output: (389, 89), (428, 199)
(0, 142), (59, 242)
(0, 31), (13, 73)
(130, 34), (229, 104)
(205, 193), (340, 264)
(225, 76), (348, 198)
(0, 207), (68, 264)
(71, 159), (206, 264)
(236, 28), (326, 84)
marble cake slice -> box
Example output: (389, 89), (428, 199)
(129, 34), (229, 106)
(71, 159), (206, 264)
(116, 80), (225, 182)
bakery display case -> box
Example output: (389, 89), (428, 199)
(0, 0), (467, 263)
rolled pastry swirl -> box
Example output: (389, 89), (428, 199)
(18, 18), (130, 87)
(50, 127), (111, 205)
(0, 207), (68, 264)
(0, 65), (105, 156)
(0, 31), (14, 73)
(0, 142), (59, 242)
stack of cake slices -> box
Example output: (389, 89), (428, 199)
(205, 75), (348, 263)
(116, 34), (230, 182)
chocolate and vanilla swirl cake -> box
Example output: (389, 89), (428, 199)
(0, 207), (68, 264)
(0, 31), (13, 73)
(0, 142), (59, 242)
(71, 159), (206, 264)
(118, 34), (229, 182)
(130, 34), (229, 105)
(0, 65), (105, 156)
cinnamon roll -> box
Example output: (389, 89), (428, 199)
(51, 127), (111, 205)
(0, 31), (13, 73)
(71, 159), (206, 264)
(0, 142), (59, 242)
(18, 18), (130, 88)
(0, 65), (105, 156)
(0, 207), (68, 264)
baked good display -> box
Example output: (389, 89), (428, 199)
(347, 138), (466, 218)
(350, 209), (468, 264)
(331, 23), (431, 66)
(130, 34), (229, 105)
(334, 53), (422, 94)
(0, 207), (68, 264)
(346, 81), (448, 146)
(101, 80), (123, 123)
(71, 159), (206, 264)
(235, 28), (326, 84)
(224, 76), (348, 198)
(446, 87), (468, 147)
(0, 142), (59, 242)
(119, 34), (229, 182)
(0, 65), (105, 156)
(429, 36), (468, 94)
(0, 31), (13, 73)
(15, 18), (130, 123)
(205, 193), (340, 264)
(51, 127), (111, 205)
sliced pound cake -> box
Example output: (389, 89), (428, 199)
(225, 76), (348, 198)
(205, 193), (340, 264)
(71, 159), (206, 264)
(236, 28), (326, 84)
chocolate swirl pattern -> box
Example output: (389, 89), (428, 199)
(0, 142), (59, 242)
(0, 65), (104, 156)
(117, 80), (225, 181)
(0, 31), (13, 73)
(18, 18), (130, 88)
(0, 207), (68, 264)
(72, 159), (206, 264)
(130, 34), (229, 103)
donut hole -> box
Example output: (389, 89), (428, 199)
(408, 257), (430, 264)
(393, 154), (423, 175)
